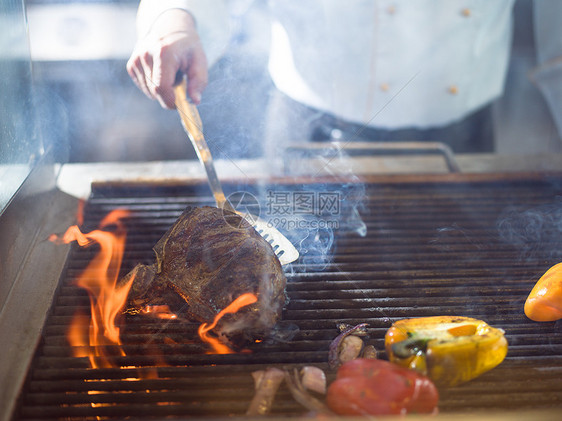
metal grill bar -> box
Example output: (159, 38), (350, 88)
(14, 177), (562, 419)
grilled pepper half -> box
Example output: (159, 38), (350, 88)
(385, 316), (508, 387)
(326, 358), (439, 416)
(525, 262), (562, 322)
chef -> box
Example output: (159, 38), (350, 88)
(127, 0), (561, 157)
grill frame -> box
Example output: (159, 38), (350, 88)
(13, 173), (562, 419)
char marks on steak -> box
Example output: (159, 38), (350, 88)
(122, 206), (287, 345)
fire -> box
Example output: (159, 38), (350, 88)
(50, 209), (133, 368)
(198, 293), (258, 354)
(52, 204), (257, 372)
(141, 305), (178, 320)
(76, 198), (86, 226)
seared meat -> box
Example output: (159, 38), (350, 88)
(122, 206), (287, 345)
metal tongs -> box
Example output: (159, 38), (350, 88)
(173, 78), (299, 265)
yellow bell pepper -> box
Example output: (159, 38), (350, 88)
(524, 262), (562, 322)
(385, 316), (508, 387)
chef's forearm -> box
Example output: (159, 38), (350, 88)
(137, 0), (194, 39)
(136, 0), (231, 66)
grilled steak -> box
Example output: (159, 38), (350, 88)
(122, 206), (287, 345)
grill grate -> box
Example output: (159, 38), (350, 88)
(15, 176), (562, 419)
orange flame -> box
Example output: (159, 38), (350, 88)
(141, 305), (178, 320)
(50, 209), (133, 368)
(198, 293), (258, 354)
(76, 198), (86, 226)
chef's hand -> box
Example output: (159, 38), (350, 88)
(127, 9), (207, 109)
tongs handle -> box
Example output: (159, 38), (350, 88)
(174, 79), (235, 212)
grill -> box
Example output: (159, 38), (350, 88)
(14, 174), (562, 419)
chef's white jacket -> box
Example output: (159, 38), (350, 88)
(137, 0), (561, 134)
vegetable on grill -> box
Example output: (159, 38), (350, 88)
(525, 262), (562, 322)
(326, 358), (439, 416)
(328, 323), (368, 369)
(385, 316), (508, 386)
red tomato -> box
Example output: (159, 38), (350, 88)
(326, 358), (439, 416)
